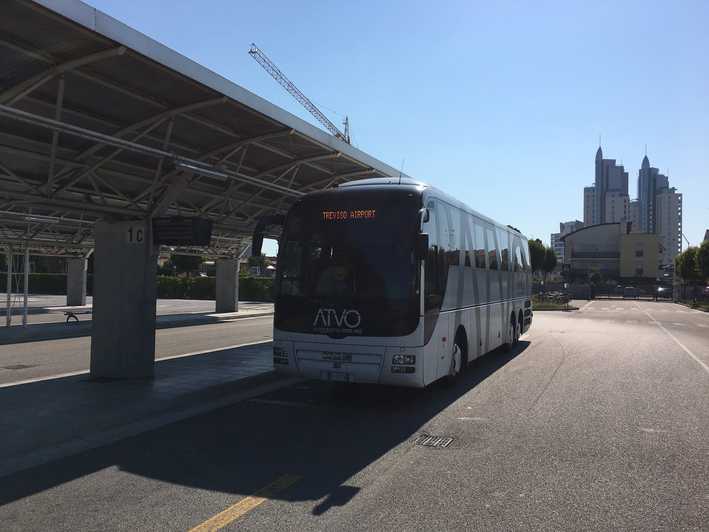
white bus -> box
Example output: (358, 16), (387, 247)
(259, 177), (532, 388)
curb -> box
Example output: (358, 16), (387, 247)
(533, 307), (579, 312)
(0, 311), (274, 345)
(0, 371), (300, 479)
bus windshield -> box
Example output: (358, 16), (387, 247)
(275, 188), (421, 337)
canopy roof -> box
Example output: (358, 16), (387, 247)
(0, 0), (403, 256)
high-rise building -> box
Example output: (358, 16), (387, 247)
(629, 199), (640, 232)
(604, 192), (629, 223)
(593, 146), (629, 224)
(655, 188), (682, 267)
(551, 220), (584, 263)
(583, 186), (595, 225)
(637, 154), (669, 233)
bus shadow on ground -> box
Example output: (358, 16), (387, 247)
(0, 341), (529, 517)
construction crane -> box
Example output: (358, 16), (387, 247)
(248, 43), (350, 144)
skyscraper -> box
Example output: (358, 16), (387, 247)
(637, 154), (669, 233)
(592, 146), (629, 224)
(583, 186), (595, 225)
(629, 199), (640, 232)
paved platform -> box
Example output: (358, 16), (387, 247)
(0, 295), (273, 326)
(0, 341), (292, 478)
(0, 299), (274, 345)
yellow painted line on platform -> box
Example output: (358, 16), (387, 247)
(189, 474), (301, 532)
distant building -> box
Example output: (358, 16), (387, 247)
(583, 186), (595, 225)
(550, 220), (584, 263)
(704, 229), (709, 243)
(619, 233), (660, 279)
(655, 188), (682, 267)
(637, 154), (669, 233)
(593, 146), (629, 224)
(628, 199), (640, 232)
(604, 192), (629, 223)
(561, 222), (659, 280)
(575, 148), (683, 269)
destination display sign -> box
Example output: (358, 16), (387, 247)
(152, 216), (213, 246)
(322, 209), (377, 222)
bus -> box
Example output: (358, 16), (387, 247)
(257, 177), (533, 388)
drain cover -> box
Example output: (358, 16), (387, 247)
(414, 434), (453, 448)
(2, 364), (37, 370)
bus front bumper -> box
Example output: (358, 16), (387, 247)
(272, 341), (424, 388)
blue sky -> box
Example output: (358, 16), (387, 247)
(89, 0), (708, 249)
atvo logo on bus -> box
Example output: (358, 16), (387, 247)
(313, 308), (362, 329)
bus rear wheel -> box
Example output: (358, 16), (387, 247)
(504, 315), (518, 351)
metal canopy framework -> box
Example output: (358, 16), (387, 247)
(0, 0), (403, 257)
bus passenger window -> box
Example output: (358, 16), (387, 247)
(474, 223), (486, 269)
(486, 228), (498, 270)
(497, 229), (509, 271)
(515, 245), (523, 272)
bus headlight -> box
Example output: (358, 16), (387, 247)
(392, 354), (416, 365)
(273, 346), (289, 365)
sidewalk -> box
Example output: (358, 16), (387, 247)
(0, 295), (273, 325)
(0, 301), (274, 345)
(0, 342), (296, 478)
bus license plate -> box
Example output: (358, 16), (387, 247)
(322, 371), (349, 382)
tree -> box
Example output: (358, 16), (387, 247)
(543, 247), (557, 278)
(170, 254), (202, 275)
(248, 254), (266, 269)
(675, 248), (700, 282)
(529, 239), (546, 274)
(697, 240), (709, 281)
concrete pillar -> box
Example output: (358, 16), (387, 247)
(216, 258), (239, 313)
(90, 220), (157, 379)
(66, 257), (87, 306)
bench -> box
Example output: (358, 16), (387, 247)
(64, 309), (92, 324)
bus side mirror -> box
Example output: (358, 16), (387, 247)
(415, 233), (429, 260)
(419, 208), (430, 224)
(252, 214), (285, 257)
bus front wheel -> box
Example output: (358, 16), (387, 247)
(444, 339), (464, 386)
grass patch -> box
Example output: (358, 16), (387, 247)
(532, 294), (578, 311)
(533, 302), (578, 311)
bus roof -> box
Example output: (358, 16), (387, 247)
(327, 178), (527, 240)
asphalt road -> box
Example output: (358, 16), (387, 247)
(0, 300), (707, 530)
(0, 315), (274, 385)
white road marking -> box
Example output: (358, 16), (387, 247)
(671, 322), (686, 327)
(157, 338), (272, 362)
(638, 306), (709, 376)
(696, 323), (708, 329)
(457, 416), (488, 422)
(639, 427), (669, 434)
(579, 301), (594, 312)
(0, 369), (88, 389)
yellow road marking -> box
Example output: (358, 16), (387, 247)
(189, 474), (301, 532)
